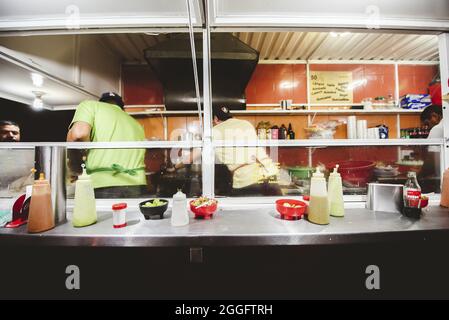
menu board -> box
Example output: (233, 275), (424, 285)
(310, 71), (353, 103)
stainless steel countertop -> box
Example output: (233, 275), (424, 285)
(1, 206), (449, 247)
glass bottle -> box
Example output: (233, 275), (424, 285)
(279, 124), (287, 140)
(287, 123), (295, 139)
(402, 171), (422, 219)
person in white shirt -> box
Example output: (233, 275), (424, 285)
(420, 105), (443, 181)
(421, 104), (443, 139)
(212, 106), (281, 196)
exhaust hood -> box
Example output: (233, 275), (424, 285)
(144, 33), (259, 110)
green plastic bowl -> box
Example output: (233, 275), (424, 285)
(287, 166), (314, 180)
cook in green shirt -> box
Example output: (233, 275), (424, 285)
(67, 98), (146, 190)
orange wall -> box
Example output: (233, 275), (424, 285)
(245, 63), (438, 104)
(122, 63), (439, 107)
(245, 64), (307, 104)
(122, 64), (434, 141)
(398, 64), (439, 96)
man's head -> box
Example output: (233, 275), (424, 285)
(0, 120), (20, 142)
(212, 105), (232, 126)
(99, 92), (125, 109)
(420, 104), (443, 129)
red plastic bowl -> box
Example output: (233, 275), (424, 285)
(420, 196), (429, 208)
(397, 164), (423, 175)
(327, 160), (375, 187)
(276, 199), (307, 220)
(190, 200), (218, 219)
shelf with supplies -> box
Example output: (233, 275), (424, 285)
(212, 139), (443, 147)
(126, 105), (423, 117)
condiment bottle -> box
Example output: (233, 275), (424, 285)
(441, 168), (449, 207)
(279, 124), (287, 139)
(328, 165), (344, 217)
(308, 167), (330, 225)
(287, 123), (295, 139)
(402, 171), (422, 219)
(27, 173), (55, 233)
(72, 164), (97, 227)
(112, 203), (127, 228)
(171, 189), (189, 227)
(271, 125), (279, 140)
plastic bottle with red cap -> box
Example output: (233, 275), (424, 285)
(112, 203), (127, 228)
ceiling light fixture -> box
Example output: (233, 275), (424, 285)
(32, 91), (46, 110)
(31, 73), (44, 87)
(330, 31), (351, 38)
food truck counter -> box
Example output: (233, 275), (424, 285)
(1, 205), (449, 247)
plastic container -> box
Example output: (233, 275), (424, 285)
(190, 199), (218, 219)
(440, 168), (449, 207)
(112, 203), (127, 228)
(287, 166), (314, 180)
(139, 199), (169, 220)
(305, 127), (335, 139)
(308, 167), (330, 225)
(72, 164), (97, 227)
(275, 199), (307, 220)
(328, 165), (344, 217)
(327, 160), (375, 188)
(171, 190), (189, 226)
(347, 116), (357, 139)
(27, 173), (55, 233)
(356, 120), (368, 139)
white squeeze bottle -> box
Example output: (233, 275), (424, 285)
(328, 164), (344, 217)
(72, 164), (97, 227)
(308, 166), (330, 225)
(171, 189), (189, 227)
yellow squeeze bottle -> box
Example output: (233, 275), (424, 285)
(308, 167), (330, 225)
(73, 164), (97, 227)
(328, 165), (345, 217)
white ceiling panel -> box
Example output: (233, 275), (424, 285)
(0, 0), (202, 31)
(231, 31), (439, 61)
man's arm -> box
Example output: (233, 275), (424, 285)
(67, 121), (91, 178)
(67, 121), (92, 142)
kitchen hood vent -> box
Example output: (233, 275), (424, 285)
(144, 33), (259, 110)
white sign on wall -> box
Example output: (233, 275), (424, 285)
(310, 71), (353, 104)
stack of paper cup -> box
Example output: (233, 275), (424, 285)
(356, 120), (368, 139)
(347, 116), (357, 139)
(367, 127), (380, 139)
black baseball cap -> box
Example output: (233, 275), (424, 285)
(213, 105), (232, 121)
(99, 92), (125, 108)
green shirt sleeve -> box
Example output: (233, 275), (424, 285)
(69, 101), (96, 129)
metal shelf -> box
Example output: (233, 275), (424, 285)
(0, 141), (203, 149)
(2, 139), (439, 150)
(231, 109), (422, 115)
(128, 108), (422, 116)
(213, 139), (443, 147)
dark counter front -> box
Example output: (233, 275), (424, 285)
(1, 207), (449, 299)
